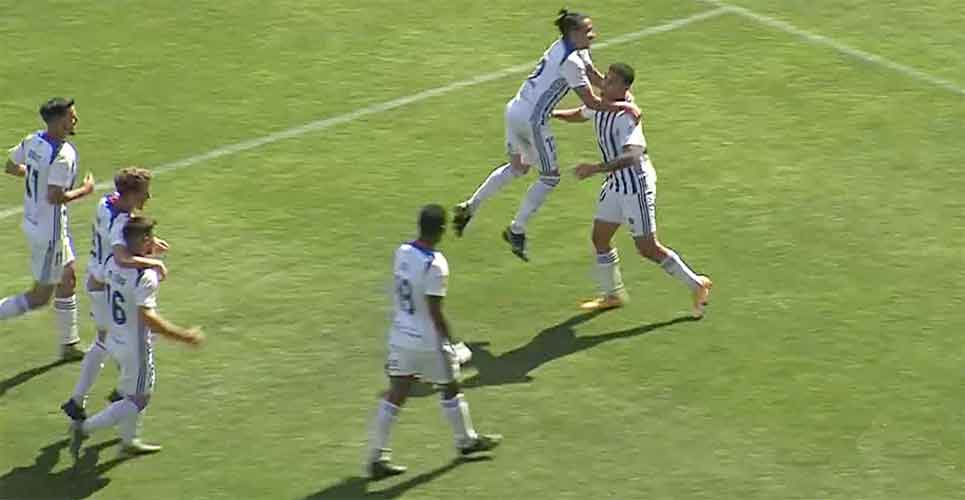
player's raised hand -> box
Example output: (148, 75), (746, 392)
(184, 327), (205, 346)
(81, 172), (95, 194)
(573, 163), (599, 180)
(151, 237), (170, 254)
(617, 101), (641, 122)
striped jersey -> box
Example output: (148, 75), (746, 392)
(581, 106), (654, 194)
(6, 131), (78, 243)
(87, 193), (131, 282)
(512, 38), (592, 124)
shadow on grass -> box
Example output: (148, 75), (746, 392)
(304, 456), (492, 499)
(0, 437), (140, 499)
(0, 358), (75, 399)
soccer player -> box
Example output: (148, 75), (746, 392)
(364, 205), (501, 479)
(69, 216), (202, 457)
(1, 97), (95, 360)
(452, 9), (640, 261)
(551, 63), (713, 317)
(61, 168), (169, 421)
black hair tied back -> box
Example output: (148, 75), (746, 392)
(554, 8), (586, 36)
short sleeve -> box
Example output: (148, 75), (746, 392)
(109, 213), (130, 248)
(579, 106), (596, 119)
(135, 270), (159, 308)
(7, 139), (26, 165)
(619, 114), (646, 149)
(561, 53), (590, 89)
(47, 157), (72, 188)
(424, 254), (449, 297)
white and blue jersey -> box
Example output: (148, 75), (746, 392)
(511, 38), (592, 124)
(581, 105), (654, 195)
(87, 192), (131, 282)
(7, 130), (78, 244)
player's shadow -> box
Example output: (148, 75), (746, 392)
(303, 456), (491, 499)
(0, 437), (137, 499)
(458, 311), (698, 390)
(0, 359), (74, 399)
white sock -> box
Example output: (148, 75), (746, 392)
(511, 178), (557, 234)
(366, 400), (399, 463)
(54, 295), (80, 345)
(468, 163), (519, 213)
(595, 249), (626, 296)
(441, 394), (478, 448)
(83, 399), (139, 434)
(0, 294), (29, 320)
(71, 336), (108, 404)
(119, 411), (143, 444)
(660, 250), (702, 291)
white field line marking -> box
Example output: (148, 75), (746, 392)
(699, 0), (965, 97)
(0, 7), (729, 221)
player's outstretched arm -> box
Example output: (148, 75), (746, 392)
(573, 145), (646, 180)
(140, 307), (203, 345)
(572, 87), (641, 121)
(586, 63), (605, 90)
(4, 159), (26, 177)
(113, 244), (168, 279)
(47, 172), (94, 204)
(552, 108), (590, 123)
(426, 295), (452, 342)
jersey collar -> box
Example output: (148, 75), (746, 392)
(407, 240), (436, 259)
(38, 131), (64, 164)
(561, 37), (577, 60)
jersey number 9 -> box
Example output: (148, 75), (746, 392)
(396, 277), (415, 315)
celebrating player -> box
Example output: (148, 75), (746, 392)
(1, 98), (94, 360)
(61, 167), (168, 422)
(69, 216), (202, 458)
(452, 9), (640, 262)
(552, 63), (713, 317)
(364, 205), (501, 480)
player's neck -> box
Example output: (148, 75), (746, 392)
(114, 197), (136, 212)
(411, 239), (435, 251)
(44, 128), (66, 143)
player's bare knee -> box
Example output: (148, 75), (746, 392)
(56, 269), (76, 297)
(635, 236), (665, 263)
(128, 394), (151, 411)
(25, 286), (54, 309)
(509, 156), (529, 175)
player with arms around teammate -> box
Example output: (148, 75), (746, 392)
(364, 205), (501, 479)
(552, 64), (713, 316)
(1, 97), (95, 360)
(61, 167), (169, 422)
(70, 216), (202, 457)
(453, 9), (640, 262)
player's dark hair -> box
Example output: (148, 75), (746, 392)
(115, 167), (153, 195)
(418, 204), (447, 240)
(609, 63), (635, 86)
(39, 97), (75, 123)
(555, 8), (589, 36)
(124, 215), (156, 248)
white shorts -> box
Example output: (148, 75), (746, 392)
(505, 102), (558, 175)
(595, 174), (657, 237)
(29, 236), (75, 285)
(385, 344), (460, 384)
(107, 334), (155, 397)
(88, 288), (109, 331)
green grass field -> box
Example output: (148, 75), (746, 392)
(2, 1), (964, 498)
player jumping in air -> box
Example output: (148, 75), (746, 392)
(452, 9), (640, 262)
(552, 63), (713, 317)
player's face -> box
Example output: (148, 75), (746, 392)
(134, 182), (152, 210)
(603, 70), (630, 101)
(63, 106), (78, 136)
(570, 18), (596, 49)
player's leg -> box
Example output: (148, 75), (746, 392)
(581, 219), (627, 311)
(53, 240), (83, 360)
(0, 241), (58, 320)
(62, 278), (112, 421)
(364, 346), (414, 479)
(627, 177), (712, 317)
(432, 347), (501, 455)
(507, 123), (561, 260)
(117, 349), (160, 456)
(70, 341), (141, 458)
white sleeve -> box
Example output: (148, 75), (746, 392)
(135, 270), (159, 308)
(561, 53), (590, 89)
(620, 115), (646, 149)
(47, 156), (72, 188)
(7, 138), (26, 165)
(579, 106), (596, 119)
(424, 255), (449, 297)
(109, 214), (130, 248)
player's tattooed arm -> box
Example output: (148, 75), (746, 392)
(140, 307), (203, 345)
(5, 159), (26, 177)
(551, 108), (589, 123)
(113, 244), (168, 280)
(572, 86), (641, 121)
(572, 145), (645, 180)
(426, 295), (452, 342)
